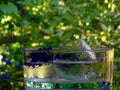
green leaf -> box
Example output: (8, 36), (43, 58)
(61, 30), (74, 41)
(55, 29), (65, 37)
(114, 39), (120, 45)
(50, 20), (57, 27)
(100, 23), (107, 30)
(82, 18), (91, 23)
(7, 2), (18, 14)
(35, 0), (43, 4)
(21, 20), (29, 28)
(24, 0), (34, 6)
(114, 58), (120, 62)
(0, 2), (18, 14)
(43, 29), (54, 34)
(77, 7), (85, 15)
(0, 3), (8, 13)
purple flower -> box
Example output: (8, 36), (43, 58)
(16, 64), (22, 69)
(19, 3), (24, 10)
(0, 74), (10, 80)
(5, 60), (12, 66)
(12, 35), (17, 39)
(2, 57), (6, 62)
(2, 57), (12, 66)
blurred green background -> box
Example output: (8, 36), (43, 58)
(0, 0), (120, 90)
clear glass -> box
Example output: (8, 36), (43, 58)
(23, 47), (114, 90)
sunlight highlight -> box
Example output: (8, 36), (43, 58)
(31, 43), (39, 47)
(1, 15), (12, 24)
(43, 35), (50, 40)
(101, 36), (106, 42)
(73, 34), (80, 39)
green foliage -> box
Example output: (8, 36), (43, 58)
(0, 2), (18, 14)
(0, 0), (120, 89)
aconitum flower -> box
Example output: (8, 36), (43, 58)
(2, 57), (12, 66)
(1, 57), (6, 62)
(16, 64), (22, 69)
(0, 74), (10, 80)
(5, 60), (12, 66)
(19, 3), (24, 10)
